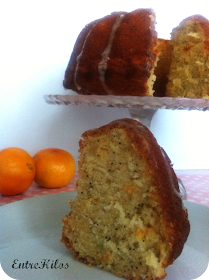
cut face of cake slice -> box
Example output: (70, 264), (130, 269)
(154, 39), (173, 97)
(166, 14), (209, 98)
(61, 118), (190, 280)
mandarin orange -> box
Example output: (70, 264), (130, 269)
(0, 147), (35, 195)
(33, 148), (76, 188)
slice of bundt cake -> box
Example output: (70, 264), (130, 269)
(166, 15), (209, 98)
(61, 119), (190, 280)
(63, 9), (159, 96)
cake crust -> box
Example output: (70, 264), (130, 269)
(61, 119), (190, 280)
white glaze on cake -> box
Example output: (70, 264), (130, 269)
(71, 9), (157, 96)
(98, 13), (126, 94)
(74, 21), (99, 90)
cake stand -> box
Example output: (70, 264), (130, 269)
(44, 94), (209, 200)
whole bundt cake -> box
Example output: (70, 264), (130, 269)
(63, 9), (159, 96)
(61, 118), (190, 280)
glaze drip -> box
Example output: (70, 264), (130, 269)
(74, 21), (99, 90)
(98, 13), (126, 94)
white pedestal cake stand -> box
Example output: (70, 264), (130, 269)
(44, 94), (209, 200)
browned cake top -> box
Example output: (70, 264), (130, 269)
(63, 9), (158, 96)
(81, 118), (190, 264)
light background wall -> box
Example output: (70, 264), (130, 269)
(1, 0), (209, 170)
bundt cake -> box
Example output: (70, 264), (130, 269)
(63, 9), (160, 96)
(61, 118), (190, 280)
(166, 15), (209, 98)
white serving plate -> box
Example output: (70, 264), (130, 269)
(0, 192), (209, 280)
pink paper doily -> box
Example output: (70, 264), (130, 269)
(0, 174), (79, 206)
(176, 170), (209, 207)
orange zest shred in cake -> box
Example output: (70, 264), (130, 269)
(166, 15), (209, 98)
(61, 118), (190, 280)
(63, 9), (159, 96)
